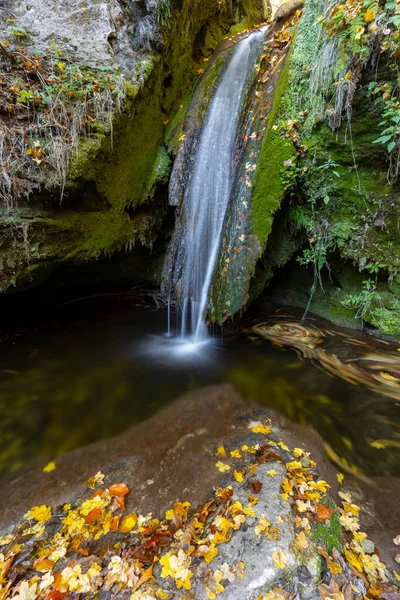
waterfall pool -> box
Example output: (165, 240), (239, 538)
(0, 292), (399, 480)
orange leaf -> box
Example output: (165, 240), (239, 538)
(133, 565), (154, 591)
(44, 592), (68, 600)
(85, 507), (102, 523)
(120, 513), (138, 533)
(33, 558), (55, 572)
(108, 483), (129, 497)
(90, 489), (105, 499)
(113, 495), (125, 511)
(315, 503), (334, 522)
(110, 515), (121, 531)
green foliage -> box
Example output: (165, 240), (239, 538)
(342, 279), (383, 325)
(368, 80), (400, 179)
(312, 504), (343, 554)
(16, 89), (34, 104)
(157, 0), (171, 26)
(7, 25), (28, 38)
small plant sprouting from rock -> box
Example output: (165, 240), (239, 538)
(342, 279), (383, 328)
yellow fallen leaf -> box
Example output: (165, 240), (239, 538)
(43, 461), (56, 473)
(25, 505), (52, 525)
(120, 513), (138, 533)
(337, 473), (344, 484)
(215, 462), (230, 473)
(234, 470), (245, 483)
(272, 549), (288, 569)
(243, 506), (256, 518)
(156, 589), (170, 599)
(230, 449), (242, 459)
(294, 531), (309, 551)
(277, 441), (289, 451)
(293, 448), (304, 458)
(251, 423), (272, 435)
(178, 133), (186, 142)
(267, 469), (277, 478)
(204, 544), (218, 564)
(217, 445), (226, 458)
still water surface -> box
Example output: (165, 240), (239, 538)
(0, 293), (399, 478)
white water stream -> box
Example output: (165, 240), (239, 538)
(172, 28), (266, 345)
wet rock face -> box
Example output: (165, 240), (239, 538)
(3, 0), (134, 69)
(0, 0), (267, 295)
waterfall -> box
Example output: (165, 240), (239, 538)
(168, 28), (266, 343)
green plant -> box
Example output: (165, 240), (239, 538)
(0, 40), (126, 208)
(7, 26), (28, 39)
(16, 89), (34, 104)
(297, 228), (334, 320)
(369, 80), (400, 180)
(157, 0), (171, 26)
(342, 279), (383, 327)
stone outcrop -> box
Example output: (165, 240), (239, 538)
(0, 0), (268, 294)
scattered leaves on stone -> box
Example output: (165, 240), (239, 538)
(0, 420), (396, 599)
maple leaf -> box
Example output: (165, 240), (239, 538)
(255, 514), (271, 536)
(204, 544), (218, 564)
(12, 581), (38, 600)
(267, 469), (277, 478)
(178, 133), (186, 142)
(293, 531), (309, 551)
(230, 449), (242, 459)
(315, 503), (334, 522)
(319, 579), (345, 600)
(250, 422), (272, 435)
(160, 550), (193, 590)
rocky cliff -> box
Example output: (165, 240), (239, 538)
(0, 0), (269, 293)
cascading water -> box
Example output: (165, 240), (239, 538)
(167, 28), (266, 345)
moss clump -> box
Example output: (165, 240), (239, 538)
(312, 500), (343, 554)
(252, 55), (296, 246)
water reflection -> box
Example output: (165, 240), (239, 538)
(0, 296), (399, 478)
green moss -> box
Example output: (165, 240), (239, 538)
(165, 94), (191, 151)
(312, 500), (343, 554)
(370, 304), (400, 336)
(252, 56), (296, 245)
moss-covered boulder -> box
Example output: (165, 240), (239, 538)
(0, 0), (267, 293)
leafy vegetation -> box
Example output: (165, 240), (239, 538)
(342, 278), (383, 326)
(0, 34), (125, 208)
